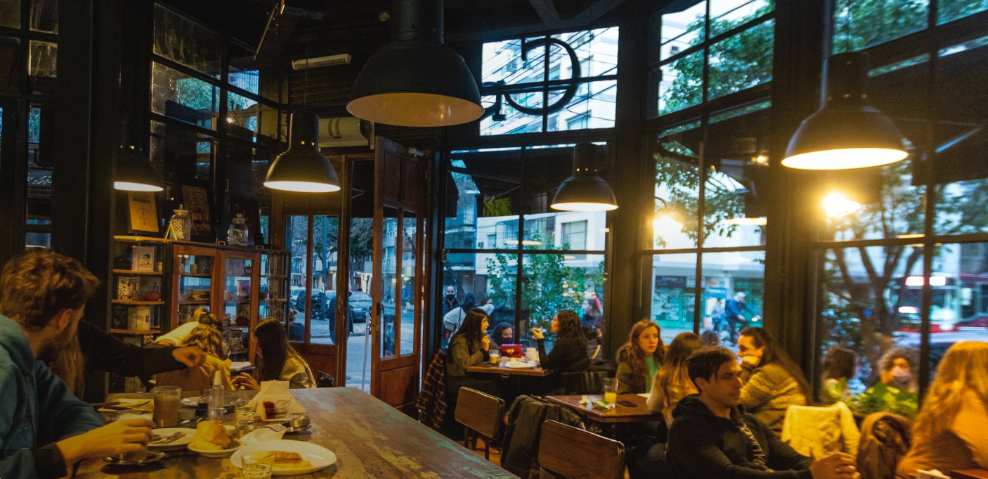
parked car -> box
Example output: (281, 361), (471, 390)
(349, 292), (372, 324)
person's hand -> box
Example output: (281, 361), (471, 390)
(809, 452), (858, 479)
(172, 346), (206, 368)
(481, 335), (491, 352)
(532, 327), (545, 341)
(740, 354), (760, 368)
(56, 418), (152, 465)
(232, 373), (259, 390)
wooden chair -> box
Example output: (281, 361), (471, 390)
(454, 387), (505, 460)
(537, 420), (625, 479)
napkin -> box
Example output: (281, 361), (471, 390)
(247, 381), (305, 417)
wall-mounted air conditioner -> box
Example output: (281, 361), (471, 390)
(318, 117), (373, 148)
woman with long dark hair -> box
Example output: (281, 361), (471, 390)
(615, 319), (665, 394)
(445, 309), (500, 407)
(647, 332), (703, 424)
(237, 318), (315, 389)
(737, 327), (809, 434)
(531, 310), (590, 373)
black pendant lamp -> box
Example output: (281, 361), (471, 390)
(264, 111), (341, 193)
(347, 0), (482, 127)
(783, 52), (908, 170)
(114, 144), (164, 192)
(551, 143), (618, 212)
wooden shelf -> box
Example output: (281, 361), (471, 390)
(112, 269), (163, 276)
(113, 235), (167, 244)
(179, 272), (213, 278)
(111, 329), (161, 336)
(179, 300), (211, 305)
(112, 300), (165, 306)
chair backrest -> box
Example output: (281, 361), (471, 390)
(560, 371), (607, 395)
(454, 387), (505, 439)
(857, 412), (912, 479)
(782, 402), (861, 457)
(537, 420), (625, 479)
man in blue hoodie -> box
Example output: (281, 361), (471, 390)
(0, 250), (153, 478)
(667, 347), (860, 479)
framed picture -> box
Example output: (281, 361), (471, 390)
(181, 185), (213, 241)
(127, 192), (159, 234)
(131, 245), (156, 272)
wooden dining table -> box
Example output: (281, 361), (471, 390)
(466, 363), (550, 377)
(952, 470), (988, 479)
(76, 388), (516, 478)
(545, 393), (659, 424)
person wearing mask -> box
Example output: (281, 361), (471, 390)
(235, 318), (316, 389)
(896, 341), (988, 477)
(820, 347), (857, 405)
(442, 286), (459, 316)
(492, 322), (514, 346)
(0, 250), (154, 478)
(442, 293), (476, 338)
(737, 327), (809, 434)
(648, 332), (703, 425)
(667, 347), (860, 479)
(615, 319), (664, 394)
(531, 310), (590, 373)
(850, 348), (918, 419)
(725, 292), (752, 344)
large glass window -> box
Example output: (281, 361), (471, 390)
(480, 27), (619, 135)
(652, 0), (774, 117)
(814, 0), (988, 412)
(442, 145), (608, 348)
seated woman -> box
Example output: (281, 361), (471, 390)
(155, 321), (235, 391)
(615, 319), (664, 394)
(531, 310), (589, 371)
(820, 346), (857, 404)
(647, 332), (702, 425)
(737, 327), (809, 434)
(896, 341), (988, 478)
(851, 347), (919, 419)
(445, 309), (499, 397)
(236, 318), (316, 389)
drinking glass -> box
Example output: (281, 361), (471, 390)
(242, 452), (273, 479)
(489, 351), (500, 365)
(235, 400), (257, 436)
(603, 381), (618, 405)
(151, 386), (182, 427)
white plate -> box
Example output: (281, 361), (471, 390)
(148, 428), (195, 450)
(188, 439), (240, 458)
(504, 360), (536, 369)
(232, 439), (337, 476)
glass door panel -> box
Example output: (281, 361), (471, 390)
(223, 256), (253, 359)
(176, 253), (213, 325)
(380, 211), (399, 359)
(399, 213), (417, 356)
(310, 215), (339, 345)
(287, 215), (308, 342)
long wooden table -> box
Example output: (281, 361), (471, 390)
(77, 388), (516, 478)
(466, 363), (550, 377)
(953, 470), (988, 479)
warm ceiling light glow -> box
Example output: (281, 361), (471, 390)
(263, 181), (341, 193)
(821, 191), (862, 219)
(782, 148), (908, 170)
(751, 153), (770, 166)
(113, 181), (164, 192)
(551, 143), (618, 212)
(784, 52), (908, 170)
(721, 216), (768, 226)
(550, 201), (618, 212)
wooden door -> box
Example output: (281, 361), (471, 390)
(215, 249), (260, 362)
(371, 138), (426, 412)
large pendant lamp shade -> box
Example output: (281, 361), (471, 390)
(264, 111), (341, 193)
(347, 0), (482, 127)
(783, 52), (908, 170)
(114, 145), (164, 192)
(551, 143), (618, 212)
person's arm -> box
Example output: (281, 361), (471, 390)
(79, 320), (185, 378)
(0, 364), (72, 479)
(646, 372), (664, 412)
(615, 360), (639, 394)
(536, 337), (575, 371)
(448, 337), (484, 375)
(740, 367), (776, 412)
(950, 390), (988, 468)
(669, 419), (811, 479)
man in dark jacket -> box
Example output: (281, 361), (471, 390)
(667, 347), (860, 479)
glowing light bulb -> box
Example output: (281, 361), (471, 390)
(821, 191), (862, 219)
